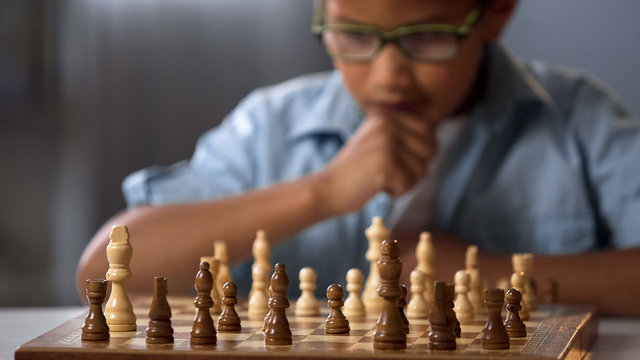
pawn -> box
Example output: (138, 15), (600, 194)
(217, 282), (241, 332)
(504, 288), (527, 338)
(325, 284), (350, 334)
(264, 263), (292, 345)
(295, 267), (320, 317)
(453, 270), (473, 321)
(481, 288), (509, 350)
(146, 277), (174, 344)
(214, 241), (232, 301)
(343, 268), (366, 318)
(397, 285), (409, 334)
(248, 265), (270, 319)
(190, 262), (216, 345)
(406, 269), (429, 319)
(510, 271), (530, 321)
(82, 279), (109, 341)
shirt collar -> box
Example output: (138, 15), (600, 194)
(286, 71), (363, 143)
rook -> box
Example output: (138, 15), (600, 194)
(146, 277), (174, 344)
(82, 279), (109, 341)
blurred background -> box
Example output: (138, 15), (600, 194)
(1, 0), (638, 306)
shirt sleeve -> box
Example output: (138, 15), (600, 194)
(571, 77), (640, 249)
(122, 91), (265, 208)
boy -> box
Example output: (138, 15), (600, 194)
(77, 0), (640, 315)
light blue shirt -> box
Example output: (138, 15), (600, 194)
(123, 44), (640, 296)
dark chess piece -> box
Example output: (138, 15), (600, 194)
(482, 288), (510, 350)
(262, 286), (274, 332)
(190, 262), (217, 345)
(264, 263), (292, 345)
(397, 284), (409, 334)
(325, 284), (350, 334)
(428, 281), (456, 350)
(504, 288), (527, 338)
(447, 283), (461, 338)
(217, 281), (242, 332)
(373, 239), (407, 350)
(82, 279), (110, 341)
(146, 277), (174, 344)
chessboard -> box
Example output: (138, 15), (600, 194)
(15, 295), (597, 360)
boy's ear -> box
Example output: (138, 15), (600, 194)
(481, 0), (518, 41)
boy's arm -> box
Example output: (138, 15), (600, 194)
(397, 231), (640, 316)
(76, 110), (436, 297)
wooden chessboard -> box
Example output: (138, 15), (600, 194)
(15, 296), (597, 360)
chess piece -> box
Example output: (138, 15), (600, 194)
(343, 268), (366, 318)
(325, 284), (350, 334)
(496, 277), (511, 292)
(146, 276), (174, 344)
(295, 267), (320, 317)
(82, 279), (109, 341)
(398, 284), (410, 334)
(262, 286), (274, 332)
(415, 232), (435, 303)
(264, 263), (292, 345)
(373, 239), (406, 350)
(104, 225), (137, 331)
(248, 265), (270, 319)
(504, 288), (527, 338)
(513, 253), (536, 312)
(466, 245), (486, 315)
(428, 281), (456, 350)
(363, 217), (390, 312)
(251, 230), (271, 299)
(214, 241), (232, 300)
(481, 288), (510, 350)
(200, 256), (221, 314)
(510, 271), (530, 321)
(406, 269), (429, 319)
(447, 284), (461, 338)
(217, 282), (241, 332)
(190, 262), (216, 345)
(453, 270), (473, 321)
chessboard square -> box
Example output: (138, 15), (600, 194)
(242, 320), (263, 328)
(458, 337), (475, 345)
(462, 325), (485, 333)
(409, 319), (430, 326)
(173, 314), (195, 321)
(304, 335), (362, 343)
(246, 334), (264, 341)
(123, 337), (148, 348)
(291, 328), (317, 336)
(234, 340), (265, 349)
(349, 322), (373, 331)
(289, 321), (323, 329)
(218, 332), (253, 341)
(349, 342), (372, 351)
(413, 336), (430, 345)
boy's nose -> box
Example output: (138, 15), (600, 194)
(369, 43), (415, 91)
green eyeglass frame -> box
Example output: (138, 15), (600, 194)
(311, 5), (482, 62)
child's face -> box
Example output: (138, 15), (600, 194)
(325, 0), (513, 124)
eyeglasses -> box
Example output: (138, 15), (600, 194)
(311, 7), (482, 63)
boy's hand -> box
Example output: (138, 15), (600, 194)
(314, 111), (437, 216)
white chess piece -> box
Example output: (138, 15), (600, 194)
(453, 270), (474, 321)
(214, 241), (232, 299)
(513, 253), (536, 312)
(511, 271), (530, 321)
(248, 264), (270, 319)
(362, 217), (389, 312)
(406, 269), (429, 319)
(465, 245), (486, 314)
(415, 232), (435, 302)
(104, 225), (137, 331)
(250, 230), (271, 298)
(343, 268), (366, 318)
(295, 267), (320, 316)
(200, 256), (221, 314)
